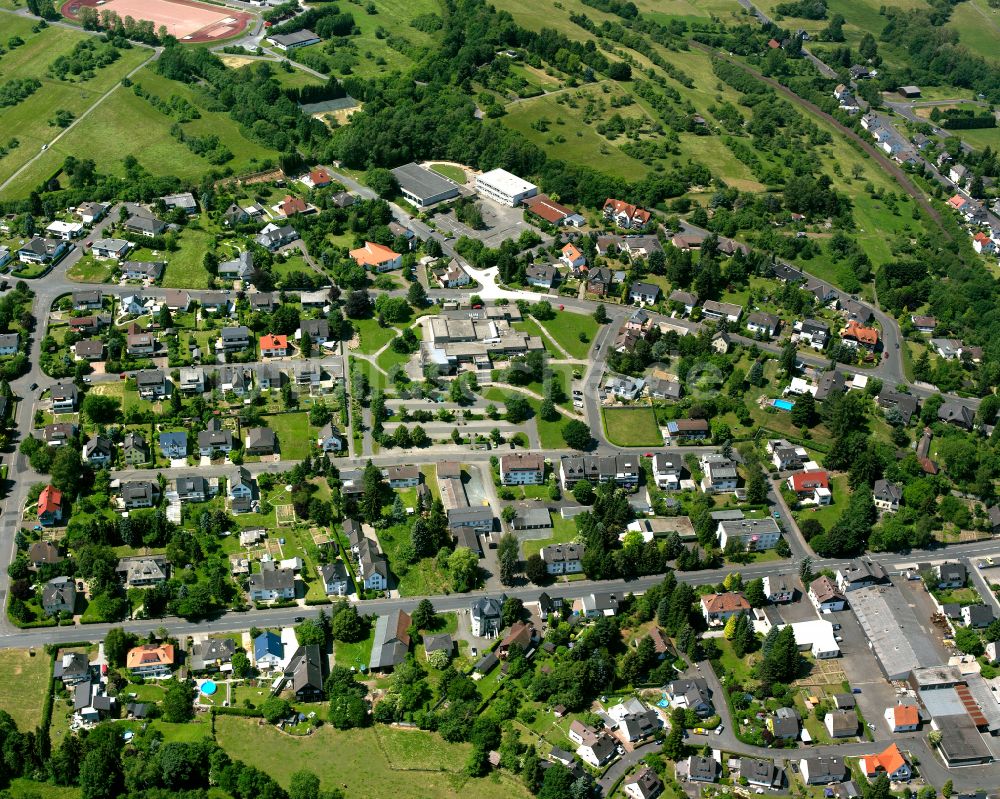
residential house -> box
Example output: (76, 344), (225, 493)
(54, 652), (91, 685)
(299, 318), (329, 345)
(500, 452), (545, 485)
(716, 518), (782, 550)
(652, 452), (683, 490)
(624, 767), (663, 799)
(178, 367), (204, 394)
(433, 260), (471, 288)
(663, 418), (710, 443)
(877, 389), (918, 425)
(809, 576), (847, 612)
(18, 237), (68, 264)
(120, 481), (157, 510)
(825, 710), (858, 738)
(158, 431), (187, 460)
(174, 476), (211, 503)
(117, 433), (148, 467)
(938, 401), (975, 429)
(249, 562), (295, 602)
(666, 678), (713, 717)
(50, 382), (78, 411)
(860, 744), (910, 782)
(38, 485), (64, 526)
(701, 592), (750, 625)
(83, 435), (113, 467)
(961, 605), (994, 628)
(357, 538), (389, 591)
(254, 631), (284, 669)
(228, 467), (255, 503)
(349, 241), (402, 272)
(162, 192), (198, 214)
(800, 757), (847, 785)
(560, 243), (586, 269)
(124, 214), (166, 237)
(42, 577), (76, 615)
(522, 193), (583, 226)
(741, 759), (783, 789)
(72, 290), (103, 310)
(568, 721), (617, 767)
(245, 427), (276, 456)
(28, 541), (62, 569)
(385, 465), (420, 488)
(126, 331), (155, 356)
(624, 234), (663, 258)
(525, 263), (559, 289)
(283, 645), (325, 701)
(77, 202), (107, 224)
(768, 707), (801, 740)
(278, 195), (309, 218)
(369, 610), (411, 672)
(189, 638), (236, 673)
(218, 326), (251, 352)
(91, 238), (131, 260)
(498, 621), (536, 658)
(884, 704), (920, 733)
(73, 338), (104, 361)
(127, 644), (174, 676)
(685, 755), (718, 783)
(700, 453), (739, 494)
(256, 223), (298, 250)
(604, 198), (651, 229)
(701, 300), (743, 324)
(746, 311), (780, 337)
(41, 422), (76, 447)
(218, 251), (254, 282)
(249, 292), (277, 312)
(470, 596), (503, 637)
(842, 320), (879, 350)
(164, 289), (191, 311)
(317, 423), (346, 453)
(197, 423), (233, 457)
(786, 470), (831, 504)
(669, 290), (698, 315)
(937, 562), (967, 589)
(117, 556), (169, 587)
(586, 266), (614, 296)
(540, 544), (585, 575)
(628, 281), (661, 304)
(763, 575), (795, 603)
(136, 369), (167, 399)
(799, 319), (830, 350)
(769, 439), (807, 471)
(836, 560), (888, 592)
(319, 561), (350, 596)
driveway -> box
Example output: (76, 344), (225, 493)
(598, 740), (660, 792)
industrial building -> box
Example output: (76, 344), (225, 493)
(849, 585), (944, 680)
(475, 168), (537, 206)
(390, 162), (461, 207)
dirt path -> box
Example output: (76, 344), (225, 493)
(694, 44), (948, 237)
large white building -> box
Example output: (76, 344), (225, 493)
(475, 168), (537, 206)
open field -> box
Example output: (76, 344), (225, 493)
(948, 0), (1000, 63)
(429, 163), (466, 184)
(61, 0), (253, 41)
(160, 225), (214, 288)
(215, 716), (534, 799)
(3, 65), (278, 199)
(0, 649), (50, 731)
(0, 19), (152, 189)
(261, 412), (313, 459)
(535, 311), (597, 359)
(603, 407), (662, 447)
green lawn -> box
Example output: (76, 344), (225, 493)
(376, 325), (422, 373)
(523, 513), (577, 558)
(0, 649), (50, 731)
(794, 474), (850, 531)
(428, 163), (466, 184)
(948, 0), (1000, 63)
(4, 779), (80, 799)
(538, 311), (597, 359)
(603, 407), (662, 447)
(215, 716), (533, 799)
(352, 317), (401, 355)
(3, 64), (277, 198)
(334, 629), (375, 670)
(262, 412), (313, 459)
(67, 255), (116, 283)
(377, 521), (453, 596)
(160, 225), (215, 289)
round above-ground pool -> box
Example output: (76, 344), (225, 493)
(200, 680), (218, 696)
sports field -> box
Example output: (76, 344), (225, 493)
(61, 0), (252, 41)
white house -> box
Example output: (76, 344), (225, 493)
(540, 544), (585, 575)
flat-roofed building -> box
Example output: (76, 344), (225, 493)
(391, 162), (461, 207)
(475, 168), (537, 207)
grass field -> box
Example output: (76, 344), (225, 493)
(334, 629), (375, 669)
(376, 324), (422, 373)
(3, 65), (277, 199)
(535, 311), (597, 359)
(67, 255), (116, 283)
(0, 20), (152, 189)
(215, 716), (533, 799)
(353, 316), (402, 355)
(429, 163), (466, 184)
(4, 779), (79, 799)
(262, 412), (313, 459)
(948, 0), (1000, 63)
(603, 407), (663, 446)
(0, 649), (50, 731)
(157, 226), (214, 288)
(523, 513), (577, 558)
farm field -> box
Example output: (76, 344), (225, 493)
(0, 649), (50, 731)
(0, 19), (152, 189)
(3, 65), (278, 199)
(603, 407), (663, 447)
(214, 716), (534, 799)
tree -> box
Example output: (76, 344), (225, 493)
(289, 770), (321, 799)
(300, 331), (313, 358)
(498, 533), (519, 586)
(359, 460), (385, 522)
(261, 696), (293, 724)
(82, 393), (121, 424)
(562, 419), (592, 450)
(525, 553), (548, 584)
(745, 578), (766, 607)
(745, 467), (768, 505)
(162, 679), (196, 723)
(448, 546), (479, 592)
(407, 282), (427, 307)
(50, 445), (83, 495)
(103, 627), (135, 668)
(231, 650), (251, 678)
(662, 708), (688, 760)
(365, 167), (398, 198)
(330, 602), (367, 642)
(412, 598), (436, 630)
(572, 479), (595, 504)
(790, 392), (816, 427)
(502, 596), (524, 627)
(505, 394), (531, 423)
(344, 290), (372, 319)
(593, 303), (608, 323)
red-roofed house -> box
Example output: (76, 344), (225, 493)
(786, 470), (830, 496)
(604, 198), (651, 229)
(860, 744), (910, 782)
(349, 241), (402, 272)
(560, 243), (586, 269)
(522, 194), (582, 226)
(973, 231), (997, 255)
(946, 194), (967, 211)
(260, 334), (288, 358)
(306, 168), (332, 188)
(38, 485), (64, 526)
(701, 592), (750, 625)
(884, 704), (920, 733)
(279, 195), (308, 217)
(843, 320), (879, 350)
(767, 38), (780, 49)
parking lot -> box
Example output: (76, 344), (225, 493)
(433, 201), (548, 248)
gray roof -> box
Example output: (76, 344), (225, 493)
(390, 162), (461, 203)
(42, 577), (76, 609)
(284, 644), (324, 697)
(850, 585), (943, 679)
(369, 610), (411, 670)
(249, 564), (294, 593)
(268, 28), (319, 46)
(246, 427), (276, 450)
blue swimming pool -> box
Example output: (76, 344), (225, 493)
(772, 399), (795, 411)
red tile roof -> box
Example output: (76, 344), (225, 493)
(309, 168), (331, 186)
(891, 704), (919, 728)
(701, 592), (750, 613)
(260, 334), (287, 351)
(844, 320), (879, 346)
(38, 485), (62, 515)
(281, 195), (307, 216)
(604, 198), (651, 225)
(349, 241), (400, 268)
(861, 744), (907, 777)
(789, 470), (830, 492)
(523, 193), (572, 223)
